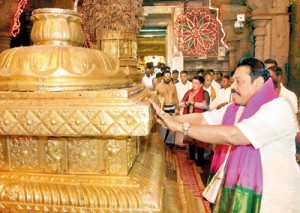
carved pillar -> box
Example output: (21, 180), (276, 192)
(0, 32), (11, 52)
(247, 0), (290, 75)
(253, 20), (268, 60)
(169, 7), (185, 70)
(79, 0), (144, 83)
(100, 30), (140, 81)
(166, 23), (173, 67)
(217, 4), (250, 70)
(227, 41), (238, 71)
(0, 9), (167, 211)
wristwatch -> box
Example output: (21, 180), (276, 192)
(182, 122), (191, 136)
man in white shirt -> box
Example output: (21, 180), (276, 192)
(151, 57), (300, 213)
(203, 72), (216, 103)
(154, 62), (162, 75)
(208, 69), (221, 95)
(141, 67), (155, 90)
(267, 65), (298, 114)
(209, 75), (231, 110)
(175, 70), (192, 114)
(172, 70), (180, 84)
(174, 70), (192, 147)
(267, 65), (300, 147)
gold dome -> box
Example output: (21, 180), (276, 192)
(0, 8), (133, 91)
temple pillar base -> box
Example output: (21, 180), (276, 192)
(0, 133), (181, 212)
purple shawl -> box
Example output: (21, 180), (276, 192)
(209, 78), (278, 193)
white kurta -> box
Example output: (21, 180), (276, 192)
(211, 80), (221, 95)
(280, 83), (298, 114)
(209, 87), (231, 111)
(203, 97), (300, 213)
(141, 75), (154, 90)
(175, 81), (192, 115)
(175, 81), (192, 101)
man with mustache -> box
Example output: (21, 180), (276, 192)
(151, 57), (300, 213)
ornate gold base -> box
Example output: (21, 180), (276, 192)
(0, 134), (177, 212)
(0, 86), (154, 137)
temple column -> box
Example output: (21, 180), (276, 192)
(227, 41), (238, 72)
(169, 7), (184, 71)
(248, 0), (290, 84)
(216, 3), (250, 70)
(166, 22), (174, 67)
(79, 0), (144, 83)
(0, 32), (11, 53)
(253, 20), (268, 60)
(99, 30), (140, 81)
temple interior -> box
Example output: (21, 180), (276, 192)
(0, 0), (299, 212)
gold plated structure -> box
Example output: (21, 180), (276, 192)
(0, 9), (133, 92)
(0, 8), (180, 212)
(100, 30), (143, 83)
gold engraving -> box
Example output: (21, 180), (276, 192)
(126, 137), (137, 169)
(2, 182), (24, 202)
(31, 8), (85, 46)
(0, 107), (152, 136)
(80, 1), (144, 41)
(0, 133), (174, 211)
(68, 138), (98, 172)
(45, 138), (63, 172)
(103, 139), (122, 174)
(0, 9), (133, 92)
(0, 6), (185, 212)
(10, 137), (39, 170)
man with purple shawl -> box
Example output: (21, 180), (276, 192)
(151, 57), (300, 212)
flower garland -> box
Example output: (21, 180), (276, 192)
(173, 8), (219, 56)
(10, 0), (28, 37)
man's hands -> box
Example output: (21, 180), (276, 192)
(150, 99), (181, 132)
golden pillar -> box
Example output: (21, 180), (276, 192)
(100, 30), (141, 82)
(0, 8), (179, 212)
(79, 0), (145, 83)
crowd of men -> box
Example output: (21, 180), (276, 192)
(147, 57), (300, 213)
(141, 59), (300, 166)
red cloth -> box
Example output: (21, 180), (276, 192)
(182, 87), (205, 114)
